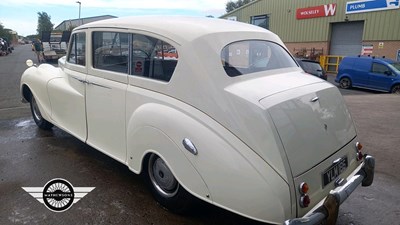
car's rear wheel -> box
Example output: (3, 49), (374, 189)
(144, 153), (195, 213)
(30, 94), (53, 130)
(391, 84), (400, 95)
(339, 77), (352, 89)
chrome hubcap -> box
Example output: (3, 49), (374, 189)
(148, 155), (178, 198)
(31, 96), (42, 121)
(340, 78), (350, 88)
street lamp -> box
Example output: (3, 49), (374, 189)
(76, 1), (81, 25)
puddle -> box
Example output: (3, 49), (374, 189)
(15, 119), (35, 127)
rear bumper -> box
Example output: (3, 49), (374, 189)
(284, 155), (375, 225)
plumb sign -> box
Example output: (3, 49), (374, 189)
(346, 0), (399, 14)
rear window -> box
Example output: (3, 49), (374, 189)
(221, 40), (297, 77)
(301, 61), (323, 73)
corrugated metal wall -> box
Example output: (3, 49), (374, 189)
(222, 0), (400, 42)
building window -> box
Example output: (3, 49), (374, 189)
(251, 15), (269, 29)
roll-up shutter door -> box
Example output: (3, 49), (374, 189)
(330, 21), (364, 56)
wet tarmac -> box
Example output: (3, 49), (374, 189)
(1, 45), (399, 225)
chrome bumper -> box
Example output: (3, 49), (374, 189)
(284, 155), (375, 225)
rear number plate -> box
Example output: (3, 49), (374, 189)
(322, 156), (348, 187)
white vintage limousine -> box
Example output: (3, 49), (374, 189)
(20, 16), (375, 224)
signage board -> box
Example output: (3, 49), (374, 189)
(361, 44), (373, 55)
(296, 4), (337, 19)
(346, 0), (399, 14)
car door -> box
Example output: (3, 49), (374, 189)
(85, 31), (129, 162)
(368, 62), (394, 91)
(47, 31), (87, 141)
(351, 58), (370, 87)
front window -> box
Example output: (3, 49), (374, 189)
(372, 63), (391, 75)
(67, 32), (86, 66)
(389, 62), (400, 72)
(221, 40), (297, 77)
(251, 15), (269, 29)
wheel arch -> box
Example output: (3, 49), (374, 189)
(390, 83), (400, 93)
(126, 103), (291, 223)
(21, 84), (32, 102)
(127, 123), (212, 204)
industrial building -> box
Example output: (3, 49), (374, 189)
(54, 15), (116, 31)
(221, 0), (400, 70)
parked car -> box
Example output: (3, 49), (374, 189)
(336, 56), (400, 94)
(20, 16), (375, 224)
(296, 58), (327, 80)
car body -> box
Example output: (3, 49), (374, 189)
(20, 16), (375, 224)
(335, 56), (400, 94)
(296, 58), (327, 80)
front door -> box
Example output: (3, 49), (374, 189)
(368, 63), (394, 91)
(48, 32), (87, 141)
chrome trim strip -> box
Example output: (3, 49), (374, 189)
(88, 81), (112, 89)
(70, 75), (86, 83)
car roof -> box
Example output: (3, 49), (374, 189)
(344, 56), (395, 64)
(76, 16), (278, 44)
(296, 58), (319, 63)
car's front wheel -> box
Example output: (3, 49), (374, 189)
(391, 84), (400, 94)
(30, 94), (53, 130)
(144, 154), (195, 213)
(339, 77), (352, 89)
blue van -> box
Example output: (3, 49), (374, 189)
(335, 56), (400, 94)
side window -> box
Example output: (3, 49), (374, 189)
(67, 32), (86, 66)
(130, 34), (178, 82)
(372, 63), (390, 75)
(93, 32), (129, 73)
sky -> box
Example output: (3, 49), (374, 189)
(0, 0), (229, 37)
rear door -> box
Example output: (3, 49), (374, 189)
(368, 62), (394, 91)
(351, 58), (370, 87)
(86, 30), (129, 162)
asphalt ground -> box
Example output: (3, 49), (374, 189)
(0, 45), (399, 225)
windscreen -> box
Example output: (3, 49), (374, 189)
(221, 40), (297, 77)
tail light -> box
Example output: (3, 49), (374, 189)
(355, 142), (364, 161)
(299, 182), (310, 208)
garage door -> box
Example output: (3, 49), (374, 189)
(330, 21), (364, 56)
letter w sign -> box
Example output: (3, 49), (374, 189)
(296, 4), (337, 20)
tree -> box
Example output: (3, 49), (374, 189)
(0, 22), (13, 41)
(225, 0), (253, 13)
(37, 12), (54, 34)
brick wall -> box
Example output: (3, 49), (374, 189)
(362, 41), (400, 60)
(285, 42), (329, 58)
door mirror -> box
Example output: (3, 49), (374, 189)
(384, 70), (392, 76)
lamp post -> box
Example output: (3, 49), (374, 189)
(76, 1), (81, 25)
